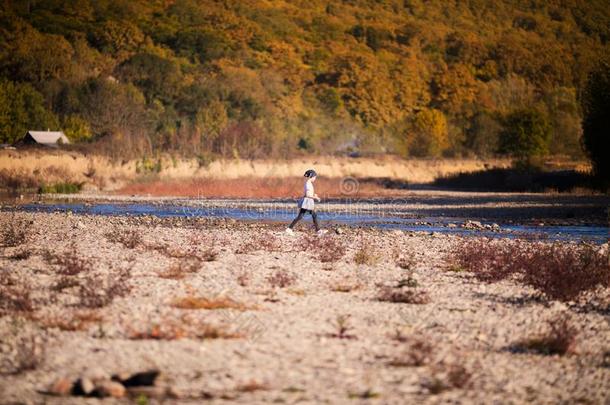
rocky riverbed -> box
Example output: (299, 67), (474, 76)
(0, 211), (609, 404)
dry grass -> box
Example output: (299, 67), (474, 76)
(353, 243), (380, 266)
(35, 310), (103, 331)
(421, 363), (472, 393)
(119, 177), (388, 199)
(236, 380), (269, 392)
(377, 286), (430, 304)
(388, 335), (434, 367)
(78, 269), (131, 308)
(44, 246), (90, 276)
(511, 314), (578, 356)
(7, 249), (31, 261)
(266, 270), (296, 288)
(451, 239), (610, 301)
(105, 228), (143, 249)
(0, 217), (29, 247)
(157, 258), (202, 280)
(299, 235), (346, 263)
(330, 281), (361, 293)
(236, 271), (250, 287)
(396, 255), (417, 271)
(0, 272), (34, 314)
(171, 296), (251, 311)
(0, 333), (45, 375)
(235, 233), (280, 254)
(51, 275), (80, 291)
(128, 316), (240, 340)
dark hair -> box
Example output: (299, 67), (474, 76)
(304, 169), (317, 178)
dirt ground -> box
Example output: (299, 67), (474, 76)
(0, 211), (609, 404)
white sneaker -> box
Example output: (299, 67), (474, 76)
(285, 228), (294, 235)
(317, 229), (328, 235)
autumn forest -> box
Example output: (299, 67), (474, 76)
(1, 0), (608, 164)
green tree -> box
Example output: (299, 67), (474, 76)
(580, 60), (610, 182)
(0, 79), (59, 144)
(499, 108), (551, 162)
(62, 115), (92, 142)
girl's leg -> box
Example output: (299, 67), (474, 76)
(310, 210), (320, 231)
(288, 209), (307, 229)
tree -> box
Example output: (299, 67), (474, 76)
(406, 108), (449, 157)
(499, 108), (551, 163)
(0, 79), (59, 144)
(62, 115), (92, 142)
(580, 60), (610, 182)
(116, 53), (182, 104)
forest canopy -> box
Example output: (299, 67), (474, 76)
(0, 0), (608, 161)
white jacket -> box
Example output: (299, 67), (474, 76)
(299, 179), (315, 210)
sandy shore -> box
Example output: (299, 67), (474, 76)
(0, 212), (609, 404)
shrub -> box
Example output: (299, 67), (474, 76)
(266, 270), (296, 288)
(0, 332), (45, 375)
(451, 239), (610, 301)
(236, 233), (280, 254)
(511, 314), (578, 356)
(299, 235), (346, 262)
(353, 244), (380, 265)
(396, 255), (416, 271)
(0, 272), (34, 314)
(78, 269), (131, 308)
(377, 286), (430, 304)
(421, 363), (472, 393)
(157, 259), (200, 279)
(326, 315), (356, 339)
(0, 218), (29, 247)
(236, 271), (250, 287)
(44, 247), (90, 276)
(387, 335), (434, 367)
(105, 228), (143, 249)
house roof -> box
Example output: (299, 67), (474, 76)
(26, 131), (70, 145)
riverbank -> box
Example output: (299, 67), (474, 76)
(0, 211), (608, 403)
(0, 149), (514, 192)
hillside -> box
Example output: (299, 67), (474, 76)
(0, 0), (608, 160)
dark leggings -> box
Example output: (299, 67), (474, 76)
(288, 209), (320, 231)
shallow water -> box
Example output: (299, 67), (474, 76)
(6, 199), (608, 243)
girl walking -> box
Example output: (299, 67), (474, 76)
(286, 169), (327, 235)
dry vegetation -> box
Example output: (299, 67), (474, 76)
(171, 296), (251, 311)
(388, 334), (434, 367)
(266, 270), (296, 289)
(451, 238), (610, 301)
(511, 314), (579, 356)
(0, 217), (29, 248)
(377, 286), (431, 305)
(299, 235), (346, 263)
(127, 316), (240, 341)
(0, 271), (34, 314)
(353, 243), (380, 265)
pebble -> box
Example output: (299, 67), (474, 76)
(77, 378), (95, 395)
(49, 378), (73, 396)
(95, 380), (126, 398)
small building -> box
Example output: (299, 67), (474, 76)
(19, 131), (70, 147)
